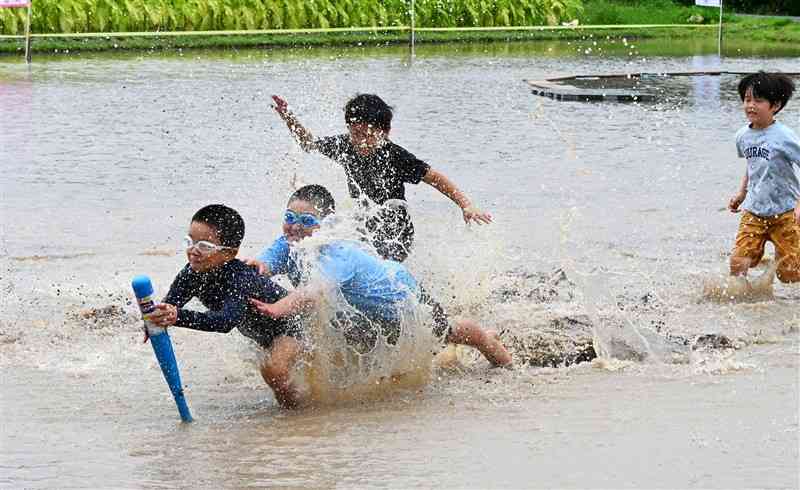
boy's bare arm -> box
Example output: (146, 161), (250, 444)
(728, 171), (748, 213)
(242, 257), (273, 276)
(250, 287), (319, 319)
(422, 168), (493, 225)
(795, 199), (800, 225)
(271, 95), (317, 152)
(149, 302), (242, 333)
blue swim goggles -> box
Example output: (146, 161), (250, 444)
(284, 210), (321, 228)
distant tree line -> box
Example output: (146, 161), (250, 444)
(677, 0), (799, 16)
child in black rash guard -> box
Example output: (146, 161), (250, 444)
(271, 93), (493, 262)
(147, 204), (307, 408)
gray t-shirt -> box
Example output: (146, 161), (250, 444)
(736, 121), (800, 217)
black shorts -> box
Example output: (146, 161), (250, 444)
(331, 295), (451, 355)
(364, 205), (415, 263)
(417, 285), (451, 340)
(330, 309), (400, 354)
(241, 315), (304, 350)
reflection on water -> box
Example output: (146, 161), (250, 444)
(563, 62), (798, 109)
(1, 39), (799, 488)
(2, 35), (800, 66)
(692, 54), (722, 108)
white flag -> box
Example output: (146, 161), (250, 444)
(695, 0), (721, 7)
(0, 0), (31, 7)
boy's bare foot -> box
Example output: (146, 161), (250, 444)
(434, 344), (463, 370)
(485, 329), (512, 368)
(447, 320), (513, 368)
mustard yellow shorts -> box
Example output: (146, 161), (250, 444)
(732, 210), (800, 282)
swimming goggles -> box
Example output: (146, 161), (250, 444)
(182, 236), (235, 254)
(284, 210), (320, 228)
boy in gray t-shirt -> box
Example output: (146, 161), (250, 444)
(728, 72), (800, 282)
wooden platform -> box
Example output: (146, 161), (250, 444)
(527, 80), (655, 102)
(527, 70), (800, 103)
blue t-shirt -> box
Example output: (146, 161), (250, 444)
(736, 121), (800, 217)
(257, 236), (303, 286)
(257, 236), (418, 321)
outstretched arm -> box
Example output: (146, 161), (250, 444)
(250, 287), (320, 319)
(272, 95), (317, 152)
(790, 140), (800, 224)
(422, 168), (493, 225)
(242, 257), (273, 276)
(728, 171), (748, 213)
(148, 300), (243, 333)
(795, 199), (800, 225)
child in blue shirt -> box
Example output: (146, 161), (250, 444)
(146, 204), (306, 408)
(247, 185), (511, 378)
(727, 72), (800, 283)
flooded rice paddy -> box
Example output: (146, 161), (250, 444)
(1, 38), (799, 488)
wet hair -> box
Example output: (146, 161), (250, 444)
(344, 94), (393, 131)
(738, 71), (795, 114)
(288, 185), (336, 218)
(191, 204), (245, 248)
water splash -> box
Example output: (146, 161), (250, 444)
(280, 212), (441, 405)
(701, 260), (777, 303)
(301, 299), (437, 405)
(557, 208), (683, 364)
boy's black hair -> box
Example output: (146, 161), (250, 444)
(191, 204), (245, 248)
(289, 185), (336, 218)
(344, 94), (393, 131)
(738, 71), (795, 114)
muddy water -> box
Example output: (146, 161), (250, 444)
(1, 39), (799, 488)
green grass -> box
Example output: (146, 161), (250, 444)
(578, 0), (715, 25)
(579, 0), (800, 42)
(722, 15), (800, 44)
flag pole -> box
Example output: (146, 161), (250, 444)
(409, 0), (416, 57)
(24, 1), (31, 63)
(717, 0), (723, 58)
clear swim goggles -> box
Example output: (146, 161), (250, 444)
(182, 236), (235, 254)
(284, 210), (321, 228)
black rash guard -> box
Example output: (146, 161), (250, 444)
(315, 134), (430, 261)
(163, 259), (299, 348)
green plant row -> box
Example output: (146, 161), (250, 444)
(0, 0), (583, 35)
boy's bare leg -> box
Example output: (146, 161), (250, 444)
(446, 318), (512, 367)
(260, 335), (305, 408)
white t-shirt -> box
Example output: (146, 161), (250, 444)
(736, 120), (800, 217)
